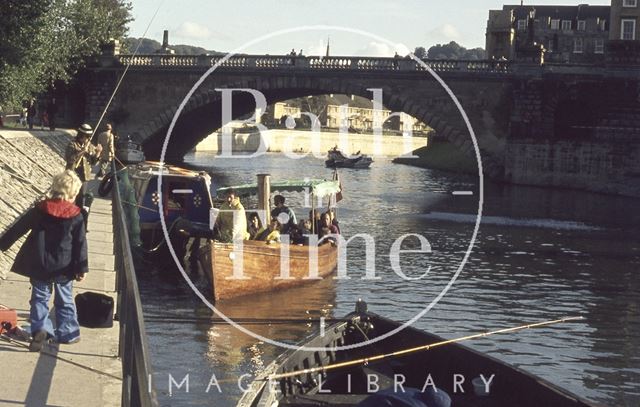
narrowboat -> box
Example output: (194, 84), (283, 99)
(239, 301), (600, 407)
(127, 161), (213, 257)
(206, 175), (341, 301)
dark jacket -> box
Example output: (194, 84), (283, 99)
(0, 199), (88, 281)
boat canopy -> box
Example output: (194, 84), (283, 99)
(217, 179), (340, 199)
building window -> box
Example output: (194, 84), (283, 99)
(623, 0), (637, 7)
(573, 38), (584, 53)
(517, 19), (527, 30)
(621, 19), (637, 40)
(551, 19), (560, 30)
(577, 20), (586, 31)
(598, 19), (607, 31)
(594, 38), (604, 54)
(548, 38), (554, 52)
(561, 20), (572, 31)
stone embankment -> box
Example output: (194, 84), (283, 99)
(195, 128), (428, 157)
(0, 129), (74, 277)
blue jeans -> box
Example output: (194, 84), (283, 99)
(30, 276), (80, 343)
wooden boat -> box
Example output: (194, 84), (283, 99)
(207, 176), (341, 301)
(326, 147), (373, 169)
(127, 161), (213, 254)
(239, 301), (600, 407)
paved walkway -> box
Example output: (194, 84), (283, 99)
(0, 182), (121, 407)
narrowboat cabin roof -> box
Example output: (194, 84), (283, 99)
(216, 179), (340, 199)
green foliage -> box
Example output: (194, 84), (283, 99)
(426, 41), (486, 60)
(0, 0), (132, 110)
(413, 46), (427, 59)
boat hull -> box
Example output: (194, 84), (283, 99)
(325, 156), (373, 168)
(207, 240), (338, 301)
(239, 307), (600, 407)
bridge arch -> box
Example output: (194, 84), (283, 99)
(134, 75), (476, 162)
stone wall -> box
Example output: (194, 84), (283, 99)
(504, 139), (640, 197)
(194, 129), (428, 157)
(0, 130), (74, 278)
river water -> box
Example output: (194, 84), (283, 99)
(137, 152), (640, 406)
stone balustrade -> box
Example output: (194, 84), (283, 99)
(113, 54), (513, 75)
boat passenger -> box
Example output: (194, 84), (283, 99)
(319, 211), (339, 243)
(328, 209), (341, 234)
(271, 194), (297, 234)
(256, 218), (281, 243)
(309, 209), (321, 235)
(247, 213), (262, 240)
(216, 189), (249, 242)
(291, 219), (312, 245)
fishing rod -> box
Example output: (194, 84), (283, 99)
(70, 1), (165, 173)
(143, 315), (350, 325)
(267, 316), (585, 380)
(89, 1), (166, 143)
(0, 322), (122, 381)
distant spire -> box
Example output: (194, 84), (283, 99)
(326, 36), (330, 57)
(520, 0), (523, 6)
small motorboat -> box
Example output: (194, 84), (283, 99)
(115, 136), (146, 165)
(205, 175), (341, 301)
(325, 147), (373, 169)
(239, 301), (598, 407)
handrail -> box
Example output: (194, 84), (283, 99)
(111, 162), (159, 407)
(112, 54), (513, 74)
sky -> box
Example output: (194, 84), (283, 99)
(128, 0), (612, 57)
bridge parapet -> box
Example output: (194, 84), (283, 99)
(113, 54), (513, 75)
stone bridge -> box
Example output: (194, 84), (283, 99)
(82, 53), (640, 180)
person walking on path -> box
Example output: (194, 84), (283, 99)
(46, 98), (58, 131)
(65, 124), (102, 222)
(27, 98), (37, 130)
(0, 170), (88, 351)
(96, 123), (115, 177)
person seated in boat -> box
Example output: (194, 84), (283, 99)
(271, 194), (297, 234)
(328, 209), (341, 234)
(309, 209), (321, 235)
(291, 219), (312, 245)
(216, 189), (249, 242)
(255, 218), (280, 243)
(319, 211), (339, 244)
(247, 212), (262, 240)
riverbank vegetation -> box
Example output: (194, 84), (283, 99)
(0, 0), (132, 110)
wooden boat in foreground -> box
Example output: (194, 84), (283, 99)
(239, 301), (599, 407)
(208, 176), (341, 301)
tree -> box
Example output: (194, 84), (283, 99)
(426, 41), (487, 60)
(0, 0), (132, 110)
(413, 46), (427, 59)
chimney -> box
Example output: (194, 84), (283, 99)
(162, 30), (169, 49)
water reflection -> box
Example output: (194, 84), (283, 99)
(138, 153), (639, 406)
